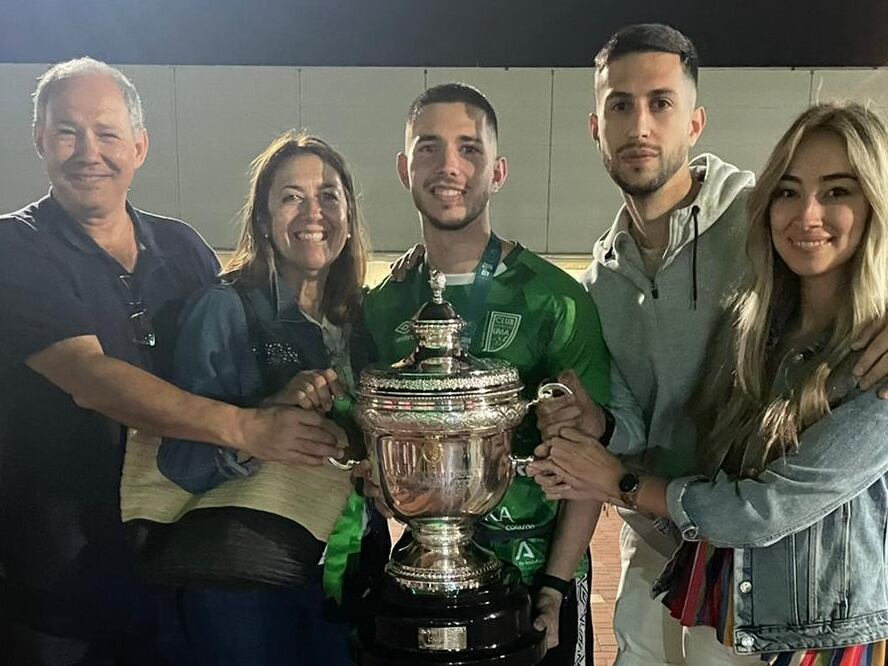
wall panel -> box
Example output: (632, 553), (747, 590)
(118, 65), (180, 218)
(175, 66), (300, 247)
(694, 69), (812, 173)
(812, 69), (888, 109)
(549, 68), (623, 252)
(300, 67), (425, 251)
(0, 64), (49, 212)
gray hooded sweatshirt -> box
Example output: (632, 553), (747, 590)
(583, 153), (755, 479)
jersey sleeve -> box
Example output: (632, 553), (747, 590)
(362, 279), (400, 364)
(156, 285), (261, 493)
(362, 287), (385, 356)
(0, 224), (97, 366)
(546, 286), (610, 405)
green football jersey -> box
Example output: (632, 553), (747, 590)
(363, 245), (610, 582)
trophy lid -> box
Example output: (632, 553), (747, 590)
(358, 269), (522, 404)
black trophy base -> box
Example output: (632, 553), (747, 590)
(355, 565), (546, 666)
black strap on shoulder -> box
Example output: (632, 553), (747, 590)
(230, 280), (278, 396)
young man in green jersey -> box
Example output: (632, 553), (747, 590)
(362, 82), (611, 665)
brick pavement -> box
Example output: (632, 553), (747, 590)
(590, 507), (623, 665)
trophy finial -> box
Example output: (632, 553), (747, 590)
(429, 269), (446, 304)
(392, 267), (465, 373)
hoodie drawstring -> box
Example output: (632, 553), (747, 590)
(691, 205), (700, 310)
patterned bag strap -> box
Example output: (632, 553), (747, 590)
(230, 281), (278, 397)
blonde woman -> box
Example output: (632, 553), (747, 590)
(530, 102), (888, 665)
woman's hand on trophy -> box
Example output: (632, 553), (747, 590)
(535, 370), (606, 440)
(350, 460), (393, 518)
(527, 428), (622, 503)
(533, 587), (563, 650)
(265, 369), (346, 412)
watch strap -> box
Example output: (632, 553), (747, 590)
(600, 408), (616, 447)
(535, 573), (572, 596)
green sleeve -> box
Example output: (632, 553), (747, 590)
(546, 287), (610, 405)
(362, 287), (392, 363)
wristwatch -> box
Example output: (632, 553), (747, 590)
(618, 472), (641, 509)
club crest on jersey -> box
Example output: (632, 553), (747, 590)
(394, 320), (412, 343)
(482, 311), (521, 352)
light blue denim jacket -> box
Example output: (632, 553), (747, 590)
(664, 351), (888, 654)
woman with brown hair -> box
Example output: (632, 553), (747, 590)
(150, 130), (380, 665)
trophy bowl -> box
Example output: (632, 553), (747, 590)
(357, 366), (566, 593)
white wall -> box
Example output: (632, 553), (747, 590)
(2, 64), (885, 252)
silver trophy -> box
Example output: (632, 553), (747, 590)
(341, 270), (566, 664)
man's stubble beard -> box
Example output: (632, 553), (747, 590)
(412, 189), (490, 233)
(603, 148), (686, 198)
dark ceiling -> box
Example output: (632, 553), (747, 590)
(2, 0), (888, 68)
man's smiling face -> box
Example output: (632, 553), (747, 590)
(398, 101), (506, 231)
(35, 74), (148, 221)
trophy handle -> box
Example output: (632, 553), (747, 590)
(512, 381), (574, 476)
(327, 456), (363, 471)
(526, 381), (573, 409)
(511, 455), (535, 477)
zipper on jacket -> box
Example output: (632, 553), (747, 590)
(651, 283), (659, 299)
(842, 503), (852, 617)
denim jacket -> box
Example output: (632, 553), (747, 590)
(662, 350), (888, 653)
(158, 278), (372, 493)
(136, 278), (380, 589)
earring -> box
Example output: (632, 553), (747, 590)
(346, 232), (352, 239)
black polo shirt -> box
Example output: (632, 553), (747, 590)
(0, 194), (219, 636)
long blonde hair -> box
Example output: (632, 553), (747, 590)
(222, 130), (369, 325)
(696, 102), (888, 476)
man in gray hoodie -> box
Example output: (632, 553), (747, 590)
(581, 24), (754, 665)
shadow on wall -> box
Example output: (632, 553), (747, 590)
(215, 251), (592, 287)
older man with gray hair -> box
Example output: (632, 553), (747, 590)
(0, 58), (345, 664)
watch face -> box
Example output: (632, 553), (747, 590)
(618, 472), (640, 493)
